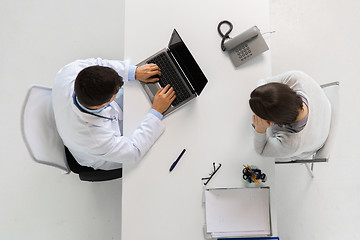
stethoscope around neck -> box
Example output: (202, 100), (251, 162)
(73, 93), (117, 121)
(88, 110), (117, 121)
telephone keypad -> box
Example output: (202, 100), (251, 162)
(235, 43), (253, 61)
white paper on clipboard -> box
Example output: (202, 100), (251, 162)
(204, 187), (271, 237)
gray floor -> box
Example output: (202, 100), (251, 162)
(1, 0), (359, 239)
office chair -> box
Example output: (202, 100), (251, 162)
(21, 85), (122, 181)
(275, 81), (340, 177)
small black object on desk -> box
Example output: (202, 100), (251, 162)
(169, 149), (186, 172)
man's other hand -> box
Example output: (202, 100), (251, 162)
(152, 84), (176, 114)
(135, 64), (161, 83)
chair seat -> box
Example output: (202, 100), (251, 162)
(65, 147), (122, 181)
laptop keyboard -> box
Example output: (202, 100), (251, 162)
(147, 52), (191, 106)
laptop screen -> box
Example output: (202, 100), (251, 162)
(168, 29), (208, 95)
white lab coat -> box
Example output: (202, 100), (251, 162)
(52, 58), (165, 170)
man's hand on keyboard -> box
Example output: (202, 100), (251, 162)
(135, 64), (162, 83)
(152, 84), (176, 114)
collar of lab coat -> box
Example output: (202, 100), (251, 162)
(70, 98), (122, 124)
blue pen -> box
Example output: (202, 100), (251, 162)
(169, 149), (186, 172)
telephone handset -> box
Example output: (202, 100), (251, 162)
(218, 21), (269, 67)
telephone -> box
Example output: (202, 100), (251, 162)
(218, 21), (269, 67)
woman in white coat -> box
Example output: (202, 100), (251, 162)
(52, 58), (175, 170)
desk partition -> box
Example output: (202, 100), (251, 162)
(122, 0), (276, 239)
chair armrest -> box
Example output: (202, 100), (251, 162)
(275, 158), (328, 164)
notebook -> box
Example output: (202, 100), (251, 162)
(137, 29), (208, 116)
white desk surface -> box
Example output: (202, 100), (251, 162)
(122, 0), (276, 239)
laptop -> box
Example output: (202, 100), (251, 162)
(138, 29), (208, 116)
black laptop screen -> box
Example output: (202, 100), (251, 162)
(168, 29), (208, 95)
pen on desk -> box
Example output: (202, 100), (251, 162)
(169, 149), (186, 172)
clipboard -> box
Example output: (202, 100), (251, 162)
(204, 187), (272, 238)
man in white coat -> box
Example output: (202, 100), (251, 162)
(52, 58), (176, 170)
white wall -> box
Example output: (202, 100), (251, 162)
(270, 0), (360, 239)
(0, 0), (125, 239)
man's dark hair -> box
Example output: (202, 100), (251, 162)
(74, 66), (123, 107)
(249, 82), (303, 125)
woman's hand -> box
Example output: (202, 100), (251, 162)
(252, 114), (273, 133)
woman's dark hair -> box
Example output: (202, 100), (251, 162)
(249, 82), (303, 125)
(74, 66), (123, 107)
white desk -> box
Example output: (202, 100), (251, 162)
(122, 0), (276, 239)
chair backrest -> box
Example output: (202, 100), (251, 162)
(314, 81), (340, 161)
(21, 85), (70, 173)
